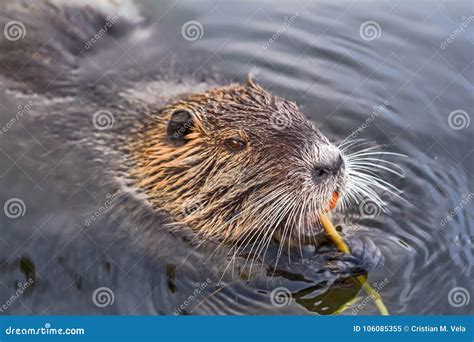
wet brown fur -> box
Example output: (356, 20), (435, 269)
(129, 79), (346, 248)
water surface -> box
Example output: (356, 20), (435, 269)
(0, 0), (472, 315)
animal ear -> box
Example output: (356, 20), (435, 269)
(246, 73), (261, 90)
(166, 109), (195, 146)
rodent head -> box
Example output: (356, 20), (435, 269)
(133, 79), (348, 246)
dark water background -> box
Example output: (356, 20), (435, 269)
(0, 0), (472, 315)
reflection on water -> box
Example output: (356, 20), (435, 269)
(0, 0), (472, 315)
(293, 277), (363, 315)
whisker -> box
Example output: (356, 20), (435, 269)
(349, 170), (403, 195)
(348, 157), (405, 173)
(346, 151), (407, 159)
(338, 138), (369, 151)
(350, 162), (404, 177)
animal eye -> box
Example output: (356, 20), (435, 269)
(224, 138), (246, 152)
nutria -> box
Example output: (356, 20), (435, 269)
(0, 1), (390, 272)
(129, 79), (348, 246)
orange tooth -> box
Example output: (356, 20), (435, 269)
(326, 191), (339, 212)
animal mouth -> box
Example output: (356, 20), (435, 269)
(271, 191), (341, 247)
(326, 191), (339, 211)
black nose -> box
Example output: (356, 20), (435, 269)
(336, 154), (345, 169)
(311, 166), (331, 182)
(311, 155), (344, 183)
